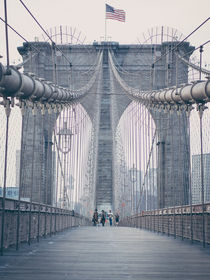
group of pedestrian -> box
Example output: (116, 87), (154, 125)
(92, 209), (119, 226)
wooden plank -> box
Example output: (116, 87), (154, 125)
(0, 226), (210, 279)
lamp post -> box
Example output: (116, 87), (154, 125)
(119, 159), (126, 219)
(130, 164), (137, 215)
(57, 121), (73, 209)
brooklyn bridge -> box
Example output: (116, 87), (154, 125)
(0, 1), (210, 279)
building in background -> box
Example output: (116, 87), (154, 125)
(16, 150), (21, 187)
(0, 187), (19, 199)
(138, 168), (157, 211)
(191, 153), (210, 204)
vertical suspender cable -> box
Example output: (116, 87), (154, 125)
(37, 109), (45, 242)
(139, 104), (142, 228)
(148, 111), (152, 230)
(156, 110), (160, 233)
(165, 114), (170, 237)
(44, 108), (52, 237)
(54, 127), (59, 232)
(187, 111), (194, 243)
(145, 106), (148, 213)
(70, 109), (75, 212)
(151, 112), (155, 231)
(66, 107), (70, 210)
(16, 103), (25, 250)
(78, 110), (83, 214)
(135, 103), (139, 227)
(28, 110), (36, 245)
(142, 106), (146, 213)
(199, 46), (203, 80)
(145, 106), (148, 229)
(128, 110), (132, 215)
(0, 101), (11, 256)
(135, 104), (139, 218)
(79, 109), (83, 214)
(178, 109), (184, 240)
(131, 103), (135, 217)
(1, 0), (11, 255)
(75, 110), (80, 209)
(135, 103), (139, 226)
(199, 107), (206, 248)
(171, 112), (176, 239)
(4, 0), (10, 69)
(81, 111), (85, 214)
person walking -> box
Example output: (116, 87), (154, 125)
(100, 210), (106, 226)
(115, 213), (119, 226)
(108, 210), (113, 226)
(92, 209), (98, 226)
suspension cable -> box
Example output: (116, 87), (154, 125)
(153, 17), (210, 66)
(0, 16), (54, 67)
(19, 0), (72, 66)
(3, 0), (10, 68)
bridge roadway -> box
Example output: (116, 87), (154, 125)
(0, 226), (210, 280)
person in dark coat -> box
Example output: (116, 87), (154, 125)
(100, 210), (106, 226)
(115, 213), (119, 226)
(92, 209), (98, 226)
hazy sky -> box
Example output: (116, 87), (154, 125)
(0, 0), (210, 65)
(0, 0), (209, 189)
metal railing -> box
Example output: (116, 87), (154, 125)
(0, 197), (91, 255)
(120, 202), (210, 246)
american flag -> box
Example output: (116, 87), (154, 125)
(106, 4), (125, 22)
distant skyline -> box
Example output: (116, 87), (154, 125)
(0, 0), (209, 66)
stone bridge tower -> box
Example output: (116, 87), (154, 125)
(18, 40), (194, 210)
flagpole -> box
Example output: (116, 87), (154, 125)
(105, 6), (107, 41)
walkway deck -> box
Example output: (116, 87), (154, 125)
(1, 226), (210, 280)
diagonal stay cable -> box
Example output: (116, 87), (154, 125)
(136, 128), (157, 212)
(177, 52), (210, 76)
(153, 17), (210, 66)
(178, 39), (210, 60)
(54, 134), (65, 181)
(19, 0), (72, 66)
(0, 16), (54, 67)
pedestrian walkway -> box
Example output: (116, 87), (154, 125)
(1, 226), (210, 280)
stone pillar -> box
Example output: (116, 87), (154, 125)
(152, 109), (190, 208)
(95, 48), (113, 211)
(20, 108), (56, 205)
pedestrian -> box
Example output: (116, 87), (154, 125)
(115, 213), (119, 226)
(108, 210), (113, 226)
(92, 209), (98, 226)
(100, 210), (106, 226)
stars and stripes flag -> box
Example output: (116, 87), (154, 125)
(106, 4), (125, 22)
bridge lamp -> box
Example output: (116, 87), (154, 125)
(57, 121), (74, 209)
(57, 121), (73, 154)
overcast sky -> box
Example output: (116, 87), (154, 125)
(0, 0), (209, 188)
(0, 0), (209, 65)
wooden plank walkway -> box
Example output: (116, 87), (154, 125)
(0, 226), (210, 280)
